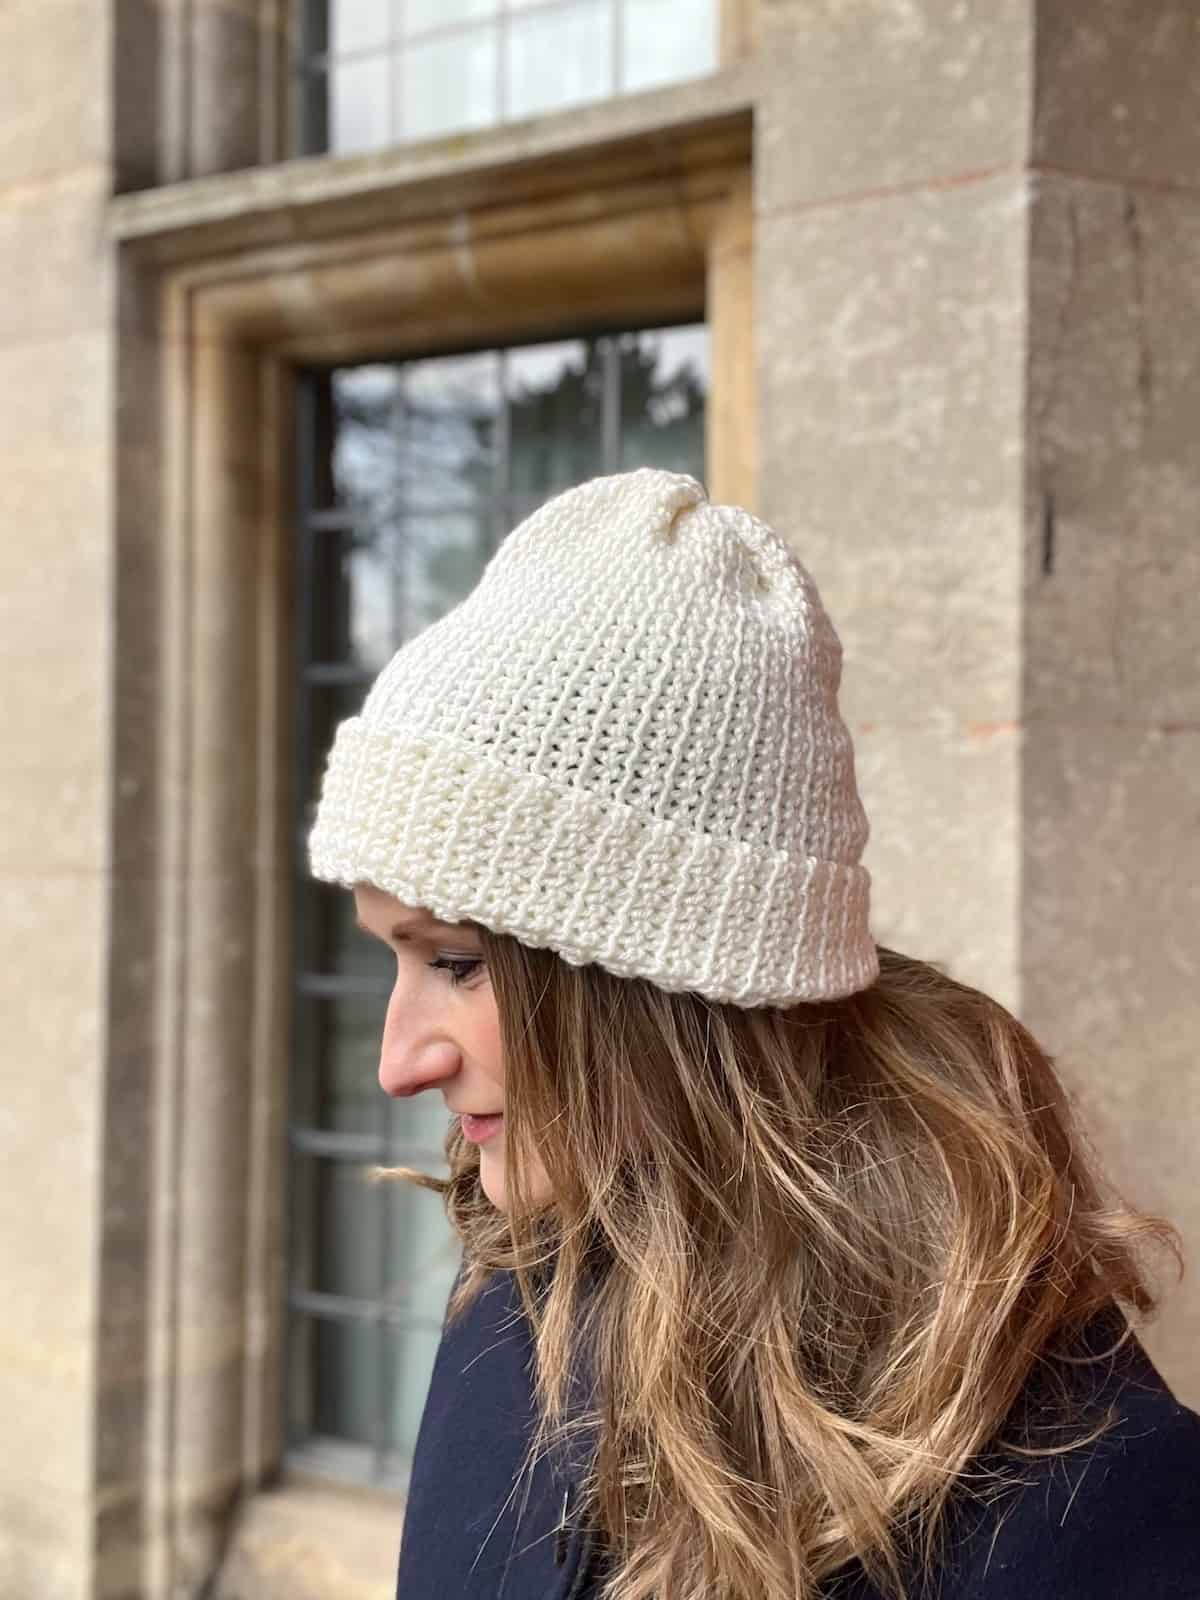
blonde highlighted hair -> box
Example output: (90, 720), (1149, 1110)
(384, 940), (1179, 1599)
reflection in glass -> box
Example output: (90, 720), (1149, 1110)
(507, 340), (604, 498)
(331, 364), (402, 507)
(624, 0), (717, 94)
(329, 54), (391, 153)
(398, 25), (498, 140)
(309, 525), (396, 673)
(506, 1), (612, 120)
(401, 351), (501, 509)
(403, 511), (494, 631)
(618, 326), (709, 479)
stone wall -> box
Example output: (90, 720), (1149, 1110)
(755, 0), (1200, 1388)
(1022, 7), (1200, 1385)
(0, 0), (114, 1594)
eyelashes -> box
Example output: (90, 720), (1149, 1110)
(426, 955), (485, 987)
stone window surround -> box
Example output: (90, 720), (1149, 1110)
(108, 71), (753, 1597)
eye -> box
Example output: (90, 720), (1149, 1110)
(426, 955), (484, 987)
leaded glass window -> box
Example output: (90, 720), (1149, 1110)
(289, 323), (708, 1484)
(294, 0), (719, 156)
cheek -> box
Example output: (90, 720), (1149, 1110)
(472, 995), (505, 1083)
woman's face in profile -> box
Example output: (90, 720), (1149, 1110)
(353, 883), (551, 1211)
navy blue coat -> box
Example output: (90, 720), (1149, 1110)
(395, 1268), (1200, 1598)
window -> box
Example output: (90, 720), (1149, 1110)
(294, 0), (719, 156)
(290, 323), (709, 1485)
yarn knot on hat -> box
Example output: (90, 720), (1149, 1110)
(308, 467), (878, 1007)
(645, 468), (708, 541)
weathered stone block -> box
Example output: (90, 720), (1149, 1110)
(1024, 174), (1200, 724)
(757, 0), (1031, 211)
(0, 767), (106, 873)
(854, 716), (1021, 1012)
(757, 173), (1028, 727)
(0, 176), (112, 342)
(1021, 721), (1200, 1394)
(1034, 1), (1200, 187)
(0, 871), (105, 1591)
(0, 0), (108, 188)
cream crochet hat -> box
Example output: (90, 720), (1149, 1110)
(308, 468), (878, 1006)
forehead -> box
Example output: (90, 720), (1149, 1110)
(352, 882), (470, 936)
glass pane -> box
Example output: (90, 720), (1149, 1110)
(312, 1316), (378, 1444)
(506, 339), (604, 501)
(309, 525), (397, 673)
(396, 26), (499, 141)
(404, 0), (497, 32)
(391, 1323), (444, 1457)
(331, 364), (402, 508)
(623, 0), (716, 94)
(385, 1182), (460, 1308)
(387, 1085), (457, 1157)
(403, 511), (498, 633)
(507, 1), (613, 121)
(294, 990), (388, 1135)
(401, 351), (501, 510)
(330, 0), (390, 56)
(329, 53), (391, 153)
(617, 324), (709, 479)
(385, 1189), (460, 1453)
(294, 1154), (384, 1299)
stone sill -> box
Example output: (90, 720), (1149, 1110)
(214, 1476), (405, 1600)
(108, 65), (757, 266)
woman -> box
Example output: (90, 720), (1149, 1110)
(308, 468), (1200, 1599)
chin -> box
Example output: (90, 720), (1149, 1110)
(478, 1158), (507, 1211)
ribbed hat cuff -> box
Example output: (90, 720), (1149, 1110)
(308, 719), (880, 1007)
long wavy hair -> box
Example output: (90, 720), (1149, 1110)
(382, 938), (1179, 1600)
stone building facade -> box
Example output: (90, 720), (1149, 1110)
(2, 2), (1198, 1596)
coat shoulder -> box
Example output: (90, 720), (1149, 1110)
(936, 1334), (1200, 1600)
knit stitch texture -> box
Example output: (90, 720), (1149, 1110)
(308, 468), (878, 1006)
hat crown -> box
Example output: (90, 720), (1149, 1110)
(310, 468), (878, 1006)
(358, 468), (866, 863)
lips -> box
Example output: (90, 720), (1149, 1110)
(460, 1112), (504, 1144)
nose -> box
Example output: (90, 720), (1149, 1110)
(377, 982), (461, 1100)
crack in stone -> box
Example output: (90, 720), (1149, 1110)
(1033, 190), (1082, 581)
(1123, 192), (1154, 424)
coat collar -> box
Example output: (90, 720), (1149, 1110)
(395, 1266), (607, 1598)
